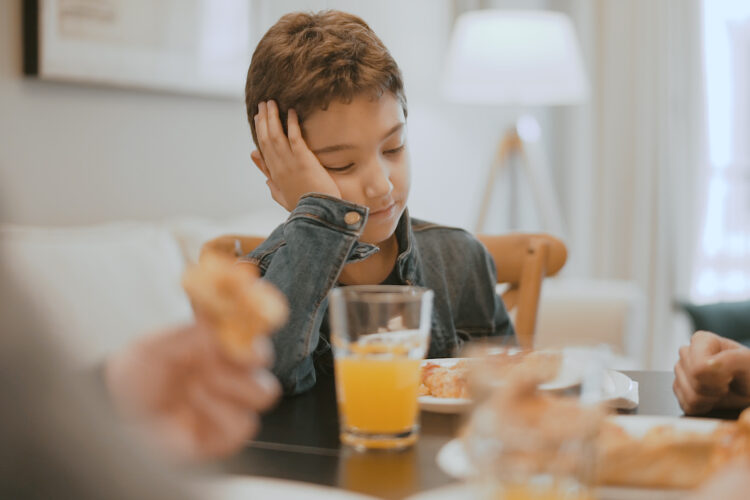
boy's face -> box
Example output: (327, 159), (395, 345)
(302, 93), (410, 245)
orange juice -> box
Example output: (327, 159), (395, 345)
(335, 356), (421, 434)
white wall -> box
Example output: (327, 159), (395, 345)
(0, 0), (543, 233)
(0, 0), (272, 226)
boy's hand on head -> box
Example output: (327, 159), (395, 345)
(253, 100), (341, 211)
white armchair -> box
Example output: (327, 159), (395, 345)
(533, 278), (647, 369)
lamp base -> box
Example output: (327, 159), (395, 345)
(474, 116), (566, 237)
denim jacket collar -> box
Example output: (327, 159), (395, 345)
(393, 209), (422, 286)
(348, 208), (421, 285)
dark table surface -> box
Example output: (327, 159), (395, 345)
(219, 370), (727, 499)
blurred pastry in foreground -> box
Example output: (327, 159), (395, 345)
(479, 349), (562, 387)
(182, 254), (288, 363)
(462, 383), (606, 484)
(597, 407), (750, 490)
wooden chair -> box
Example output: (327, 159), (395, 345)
(201, 232), (566, 349)
(476, 234), (566, 349)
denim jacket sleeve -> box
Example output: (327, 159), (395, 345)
(248, 194), (376, 395)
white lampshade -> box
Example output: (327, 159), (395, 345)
(442, 10), (589, 106)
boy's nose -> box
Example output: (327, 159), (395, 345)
(364, 162), (393, 199)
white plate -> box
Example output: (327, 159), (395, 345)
(418, 358), (472, 414)
(606, 414), (720, 438)
(601, 369), (639, 410)
(404, 483), (687, 500)
(435, 415), (723, 499)
(196, 476), (379, 500)
(539, 347), (590, 391)
(436, 415), (722, 480)
(419, 349), (590, 414)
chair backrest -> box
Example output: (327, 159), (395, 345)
(477, 234), (566, 349)
(200, 232), (566, 349)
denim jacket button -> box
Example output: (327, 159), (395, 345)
(344, 211), (362, 225)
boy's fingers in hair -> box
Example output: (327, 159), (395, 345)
(257, 101), (290, 169)
(254, 102), (272, 159)
(287, 109), (306, 153)
(265, 100), (290, 151)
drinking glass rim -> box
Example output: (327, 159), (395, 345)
(329, 285), (433, 302)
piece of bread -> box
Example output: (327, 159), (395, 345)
(419, 350), (562, 399)
(421, 361), (470, 398)
(597, 408), (750, 490)
(596, 422), (723, 489)
(182, 254), (287, 363)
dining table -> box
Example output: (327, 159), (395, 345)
(217, 370), (738, 499)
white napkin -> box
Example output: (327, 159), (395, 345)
(600, 370), (639, 410)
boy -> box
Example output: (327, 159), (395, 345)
(244, 10), (514, 394)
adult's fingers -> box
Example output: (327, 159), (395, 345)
(187, 382), (257, 459)
(687, 331), (733, 387)
(151, 403), (203, 461)
(674, 361), (719, 415)
(203, 366), (280, 413)
(690, 331), (722, 360)
(679, 345), (729, 397)
(710, 347), (750, 376)
(712, 347), (750, 398)
(717, 391), (750, 411)
(219, 335), (274, 369)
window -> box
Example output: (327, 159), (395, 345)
(692, 1), (750, 302)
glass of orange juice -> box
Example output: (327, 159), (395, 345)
(463, 350), (604, 500)
(328, 285), (433, 451)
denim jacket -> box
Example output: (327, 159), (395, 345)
(246, 194), (515, 395)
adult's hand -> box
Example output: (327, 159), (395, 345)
(251, 100), (341, 210)
(673, 330), (750, 415)
(105, 322), (279, 461)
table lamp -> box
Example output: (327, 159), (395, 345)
(442, 9), (589, 233)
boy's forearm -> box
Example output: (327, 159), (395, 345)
(259, 194), (373, 394)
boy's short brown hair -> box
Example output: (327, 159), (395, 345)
(245, 10), (407, 147)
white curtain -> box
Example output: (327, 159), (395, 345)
(556, 0), (707, 368)
(692, 5), (750, 303)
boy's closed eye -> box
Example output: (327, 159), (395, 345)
(322, 143), (406, 173)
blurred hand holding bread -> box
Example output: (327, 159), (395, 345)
(182, 254), (288, 363)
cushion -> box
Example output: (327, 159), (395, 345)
(679, 300), (750, 347)
(168, 207), (287, 265)
(1, 222), (193, 364)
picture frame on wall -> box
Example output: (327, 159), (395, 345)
(22, 0), (256, 99)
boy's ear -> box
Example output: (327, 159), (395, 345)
(250, 150), (270, 179)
